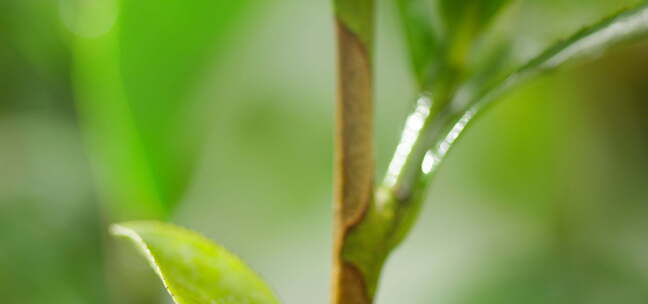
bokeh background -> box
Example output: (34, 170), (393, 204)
(2, 0), (648, 303)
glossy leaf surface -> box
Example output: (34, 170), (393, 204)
(111, 221), (281, 304)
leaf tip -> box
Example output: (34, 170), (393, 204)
(109, 221), (179, 303)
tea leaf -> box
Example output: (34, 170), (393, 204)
(428, 3), (648, 178)
(73, 0), (254, 219)
(396, 0), (440, 88)
(441, 0), (512, 76)
(439, 0), (512, 39)
(111, 221), (281, 304)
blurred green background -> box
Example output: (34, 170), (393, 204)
(2, 0), (648, 303)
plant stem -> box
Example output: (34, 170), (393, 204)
(331, 17), (375, 304)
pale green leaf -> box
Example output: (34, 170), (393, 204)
(111, 221), (281, 304)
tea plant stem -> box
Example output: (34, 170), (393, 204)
(331, 2), (375, 303)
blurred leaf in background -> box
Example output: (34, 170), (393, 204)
(70, 0), (256, 220)
(68, 0), (265, 302)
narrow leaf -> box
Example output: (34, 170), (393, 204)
(439, 0), (513, 70)
(427, 3), (648, 176)
(439, 0), (512, 38)
(396, 0), (439, 87)
(474, 3), (648, 112)
(111, 221), (280, 304)
(72, 0), (254, 220)
(396, 0), (513, 94)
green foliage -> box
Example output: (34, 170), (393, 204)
(395, 0), (439, 88)
(396, 0), (512, 90)
(465, 3), (648, 118)
(417, 2), (648, 182)
(392, 2), (648, 188)
(111, 221), (280, 304)
(439, 0), (511, 74)
(439, 0), (512, 37)
(73, 0), (254, 220)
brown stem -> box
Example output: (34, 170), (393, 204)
(331, 19), (374, 304)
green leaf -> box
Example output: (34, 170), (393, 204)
(441, 0), (512, 72)
(475, 3), (648, 111)
(426, 3), (648, 177)
(72, 0), (254, 220)
(396, 0), (513, 94)
(396, 0), (440, 88)
(439, 0), (512, 38)
(111, 221), (281, 304)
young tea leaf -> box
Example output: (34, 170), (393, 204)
(396, 0), (440, 88)
(440, 0), (512, 38)
(396, 0), (513, 94)
(439, 0), (513, 74)
(471, 2), (648, 113)
(379, 3), (648, 260)
(111, 221), (281, 304)
(426, 3), (648, 179)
